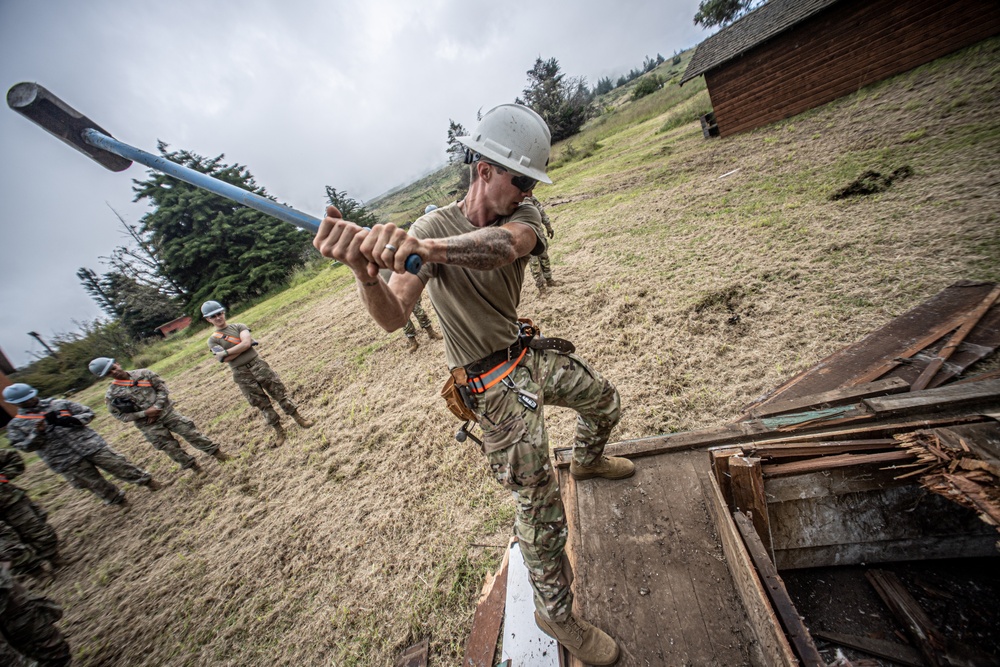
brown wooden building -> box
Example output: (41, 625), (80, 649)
(681, 0), (1000, 137)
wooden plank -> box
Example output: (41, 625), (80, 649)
(934, 422), (1000, 466)
(705, 473), (797, 667)
(568, 450), (759, 665)
(761, 450), (914, 478)
(710, 446), (742, 510)
(748, 438), (897, 459)
(768, 479), (998, 569)
(462, 539), (512, 667)
(812, 629), (924, 667)
(500, 542), (559, 667)
(733, 511), (824, 667)
(912, 285), (1000, 390)
(553, 412), (991, 465)
(866, 569), (946, 667)
(740, 282), (997, 414)
(759, 405), (864, 430)
(729, 456), (772, 554)
(748, 377), (910, 419)
(863, 379), (1000, 415)
(394, 637), (429, 667)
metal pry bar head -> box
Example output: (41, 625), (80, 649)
(7, 82), (132, 172)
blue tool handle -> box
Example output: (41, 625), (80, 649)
(82, 128), (422, 275)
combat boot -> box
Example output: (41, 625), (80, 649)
(423, 325), (443, 340)
(293, 413), (314, 429)
(48, 552), (69, 569)
(212, 448), (231, 462)
(271, 424), (286, 447)
(546, 278), (559, 287)
(186, 461), (204, 475)
(406, 337), (419, 353)
(535, 611), (620, 666)
(144, 479), (163, 491)
(570, 455), (635, 481)
(105, 490), (127, 505)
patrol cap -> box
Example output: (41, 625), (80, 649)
(201, 301), (225, 317)
(2, 383), (38, 404)
(89, 357), (115, 377)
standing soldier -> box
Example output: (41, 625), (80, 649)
(0, 561), (71, 667)
(201, 301), (313, 446)
(0, 449), (61, 576)
(313, 104), (629, 665)
(89, 358), (230, 473)
(526, 196), (557, 293)
(3, 383), (160, 506)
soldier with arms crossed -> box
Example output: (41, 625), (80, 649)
(90, 357), (230, 472)
(313, 104), (631, 666)
(201, 301), (313, 446)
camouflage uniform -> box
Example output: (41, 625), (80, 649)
(106, 369), (218, 469)
(207, 324), (300, 427)
(525, 196), (555, 290)
(402, 296), (434, 339)
(411, 202), (621, 623)
(6, 398), (152, 504)
(0, 563), (70, 667)
(0, 450), (58, 575)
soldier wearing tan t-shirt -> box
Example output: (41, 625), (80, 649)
(201, 302), (312, 446)
(312, 104), (629, 666)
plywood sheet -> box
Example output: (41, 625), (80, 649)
(562, 450), (758, 666)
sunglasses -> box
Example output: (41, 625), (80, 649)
(486, 162), (537, 193)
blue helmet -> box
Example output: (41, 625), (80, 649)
(201, 301), (225, 317)
(424, 204), (437, 214)
(89, 357), (115, 377)
(2, 383), (38, 405)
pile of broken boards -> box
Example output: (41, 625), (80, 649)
(714, 280), (1000, 667)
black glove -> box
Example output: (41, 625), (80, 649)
(55, 416), (84, 428)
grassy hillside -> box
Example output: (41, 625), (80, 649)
(8, 36), (999, 665)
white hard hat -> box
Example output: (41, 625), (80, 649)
(458, 104), (552, 184)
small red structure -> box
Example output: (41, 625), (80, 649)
(154, 315), (192, 337)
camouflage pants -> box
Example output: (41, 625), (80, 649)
(528, 249), (553, 288)
(474, 347), (620, 621)
(61, 448), (151, 504)
(232, 357), (297, 427)
(0, 496), (58, 572)
(136, 408), (217, 469)
(0, 567), (70, 667)
(403, 297), (433, 338)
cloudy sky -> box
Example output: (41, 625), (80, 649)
(0, 0), (712, 368)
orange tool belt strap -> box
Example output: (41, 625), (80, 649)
(112, 379), (153, 387)
(211, 332), (242, 345)
(467, 346), (527, 394)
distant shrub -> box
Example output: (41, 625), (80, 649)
(632, 75), (663, 100)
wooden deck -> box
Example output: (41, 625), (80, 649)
(560, 449), (762, 667)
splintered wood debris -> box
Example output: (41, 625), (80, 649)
(894, 429), (1000, 528)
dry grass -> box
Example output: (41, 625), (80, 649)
(10, 38), (1000, 665)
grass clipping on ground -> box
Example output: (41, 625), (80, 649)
(12, 38), (1000, 666)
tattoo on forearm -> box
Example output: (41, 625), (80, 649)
(444, 228), (516, 270)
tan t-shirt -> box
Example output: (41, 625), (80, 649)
(409, 201), (545, 368)
(207, 323), (258, 367)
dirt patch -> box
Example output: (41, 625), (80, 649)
(831, 166), (914, 200)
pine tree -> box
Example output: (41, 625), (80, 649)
(518, 57), (593, 143)
(446, 119), (469, 164)
(131, 143), (315, 313)
(324, 187), (382, 228)
(694, 0), (762, 28)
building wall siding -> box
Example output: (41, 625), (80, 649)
(706, 0), (1000, 137)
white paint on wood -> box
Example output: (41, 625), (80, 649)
(501, 542), (560, 667)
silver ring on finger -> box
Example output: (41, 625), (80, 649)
(384, 243), (398, 253)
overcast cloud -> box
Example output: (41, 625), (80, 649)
(0, 0), (712, 368)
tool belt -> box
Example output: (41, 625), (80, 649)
(440, 319), (575, 422)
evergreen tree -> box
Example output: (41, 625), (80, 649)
(694, 0), (763, 28)
(77, 267), (182, 340)
(324, 187), (382, 228)
(131, 143), (315, 313)
(595, 77), (614, 96)
(446, 119), (469, 164)
(517, 57), (593, 143)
